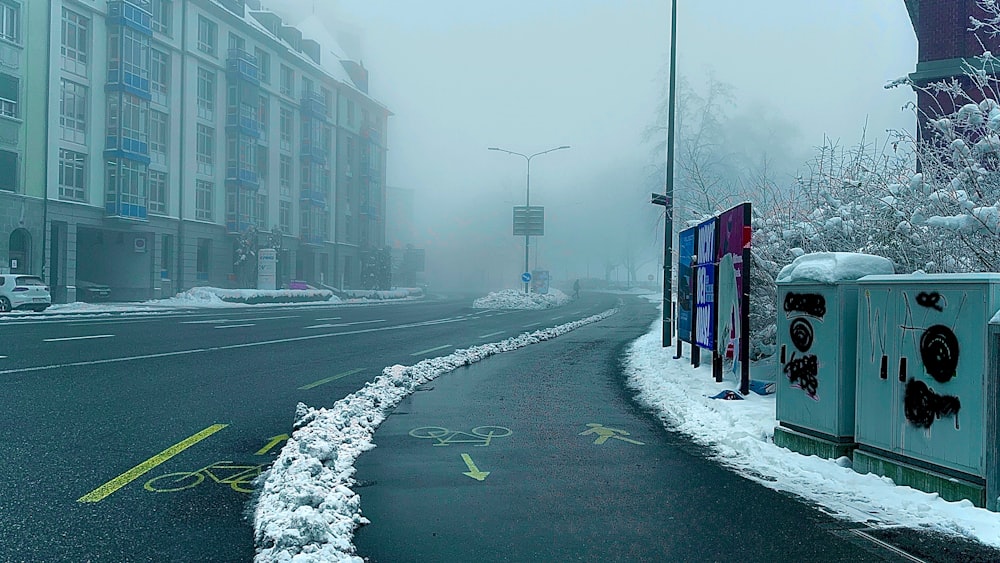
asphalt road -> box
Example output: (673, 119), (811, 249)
(0, 293), (619, 561)
(3, 292), (999, 562)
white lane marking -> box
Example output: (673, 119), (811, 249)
(314, 317), (342, 321)
(551, 316), (564, 320)
(0, 316), (480, 376)
(411, 344), (453, 356)
(181, 315), (298, 324)
(0, 355), (7, 359)
(304, 319), (386, 330)
(478, 331), (505, 339)
(44, 334), (115, 342)
(214, 324), (256, 329)
(523, 322), (541, 328)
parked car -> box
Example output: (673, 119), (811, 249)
(76, 279), (112, 301)
(0, 274), (51, 312)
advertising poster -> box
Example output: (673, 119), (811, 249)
(694, 218), (717, 350)
(677, 227), (696, 343)
(715, 203), (752, 357)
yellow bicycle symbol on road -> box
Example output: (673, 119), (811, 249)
(143, 461), (264, 494)
(409, 426), (512, 447)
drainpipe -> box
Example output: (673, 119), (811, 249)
(40, 0), (53, 282)
(176, 0), (187, 292)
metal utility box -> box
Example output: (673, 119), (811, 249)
(775, 280), (860, 458)
(854, 273), (1000, 507)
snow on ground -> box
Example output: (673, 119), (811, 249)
(625, 294), (1000, 548)
(472, 288), (571, 309)
(251, 306), (620, 562)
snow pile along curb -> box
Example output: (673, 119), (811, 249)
(252, 307), (619, 562)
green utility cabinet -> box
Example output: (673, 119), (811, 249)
(854, 273), (1000, 507)
(774, 280), (860, 459)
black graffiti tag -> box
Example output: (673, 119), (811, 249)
(904, 378), (961, 429)
(920, 324), (959, 383)
(789, 318), (814, 353)
(783, 352), (818, 399)
(915, 291), (944, 312)
(783, 292), (826, 318)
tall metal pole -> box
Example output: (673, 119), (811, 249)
(662, 0), (678, 347)
(525, 157), (531, 293)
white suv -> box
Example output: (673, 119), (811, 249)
(0, 274), (51, 312)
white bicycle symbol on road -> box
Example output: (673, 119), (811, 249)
(409, 426), (512, 447)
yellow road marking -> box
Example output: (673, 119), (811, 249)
(77, 424), (228, 503)
(298, 368), (365, 390)
(461, 453), (490, 481)
(255, 434), (290, 455)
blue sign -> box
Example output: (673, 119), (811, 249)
(695, 218), (717, 350)
(521, 272), (532, 283)
(677, 227), (696, 343)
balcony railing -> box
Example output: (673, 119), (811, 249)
(226, 106), (260, 138)
(227, 48), (260, 85)
(226, 165), (260, 188)
(299, 188), (327, 207)
(300, 138), (327, 164)
(300, 91), (328, 120)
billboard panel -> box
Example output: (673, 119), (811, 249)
(715, 203), (752, 357)
(694, 218), (717, 350)
(677, 227), (696, 343)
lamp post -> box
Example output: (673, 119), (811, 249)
(488, 145), (570, 293)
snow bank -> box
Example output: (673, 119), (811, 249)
(776, 252), (894, 284)
(625, 311), (1000, 548)
(252, 306), (619, 562)
(472, 288), (571, 309)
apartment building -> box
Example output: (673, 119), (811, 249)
(0, 0), (389, 302)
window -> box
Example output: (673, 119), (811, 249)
(302, 76), (313, 96)
(279, 154), (291, 197)
(279, 105), (292, 151)
(255, 48), (269, 84)
(118, 94), (148, 143)
(196, 124), (214, 175)
(347, 99), (354, 125)
(59, 80), (87, 144)
(258, 94), (269, 138)
(0, 2), (19, 44)
(111, 27), (149, 86)
(58, 149), (86, 201)
(0, 73), (18, 118)
(197, 67), (215, 120)
(322, 88), (333, 119)
(228, 32), (244, 52)
(256, 194), (268, 229)
(197, 16), (216, 56)
(279, 65), (293, 97)
(60, 8), (89, 76)
(195, 180), (213, 221)
(257, 145), (268, 184)
(151, 0), (171, 35)
(279, 200), (290, 231)
(105, 159), (147, 208)
(0, 149), (14, 191)
(150, 48), (170, 104)
(196, 238), (211, 279)
(148, 170), (166, 214)
(149, 110), (168, 164)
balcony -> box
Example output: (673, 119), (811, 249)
(105, 198), (148, 221)
(227, 48), (260, 85)
(299, 187), (327, 208)
(226, 219), (255, 235)
(359, 204), (379, 218)
(226, 106), (260, 138)
(300, 91), (328, 121)
(108, 1), (152, 35)
(300, 138), (327, 164)
(105, 135), (150, 164)
(361, 124), (381, 145)
(106, 69), (151, 100)
(299, 232), (324, 246)
(226, 165), (260, 189)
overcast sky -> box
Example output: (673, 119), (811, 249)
(272, 0), (919, 289)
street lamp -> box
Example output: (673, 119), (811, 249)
(488, 145), (571, 293)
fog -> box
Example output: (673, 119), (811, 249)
(271, 0), (918, 292)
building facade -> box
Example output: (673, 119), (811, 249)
(1, 0), (389, 302)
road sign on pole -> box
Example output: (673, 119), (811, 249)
(513, 206), (544, 236)
(521, 272), (532, 284)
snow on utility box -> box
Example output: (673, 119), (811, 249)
(773, 253), (893, 460)
(854, 273), (1000, 508)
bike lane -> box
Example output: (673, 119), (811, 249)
(352, 297), (885, 562)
